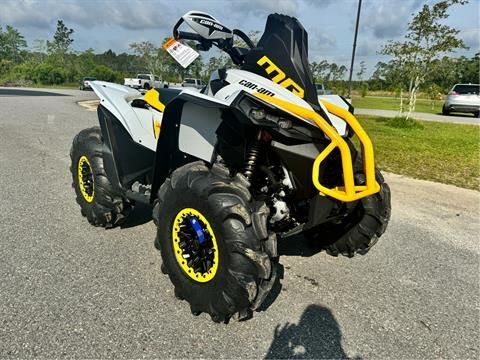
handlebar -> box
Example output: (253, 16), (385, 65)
(171, 16), (255, 65)
(175, 30), (203, 42)
(173, 18), (202, 41)
(233, 29), (255, 49)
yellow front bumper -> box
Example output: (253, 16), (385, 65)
(255, 93), (380, 202)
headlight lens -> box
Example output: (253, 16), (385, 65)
(249, 108), (293, 129)
(278, 119), (293, 129)
(250, 108), (266, 120)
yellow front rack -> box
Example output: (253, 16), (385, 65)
(254, 93), (380, 202)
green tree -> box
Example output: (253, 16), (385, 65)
(310, 60), (330, 83)
(234, 30), (260, 48)
(91, 65), (117, 82)
(95, 50), (139, 74)
(206, 56), (221, 78)
(381, 0), (468, 119)
(329, 63), (347, 81)
(426, 83), (443, 110)
(129, 41), (160, 74)
(157, 40), (178, 80)
(75, 48), (96, 77)
(457, 53), (480, 83)
(31, 39), (47, 65)
(356, 60), (367, 81)
(47, 20), (74, 66)
(0, 25), (27, 63)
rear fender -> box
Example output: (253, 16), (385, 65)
(97, 105), (156, 193)
(90, 81), (158, 151)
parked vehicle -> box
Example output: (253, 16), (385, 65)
(70, 11), (391, 323)
(315, 83), (333, 95)
(79, 77), (96, 90)
(182, 78), (206, 90)
(124, 74), (167, 90)
(443, 83), (480, 117)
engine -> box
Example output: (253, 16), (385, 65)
(252, 163), (298, 232)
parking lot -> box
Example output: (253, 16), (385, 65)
(0, 87), (478, 358)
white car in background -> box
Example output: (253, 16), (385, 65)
(442, 83), (480, 117)
(182, 78), (206, 90)
(124, 74), (167, 90)
(79, 76), (96, 90)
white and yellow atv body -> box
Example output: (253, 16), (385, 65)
(71, 10), (391, 322)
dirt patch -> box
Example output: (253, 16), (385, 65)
(77, 99), (100, 111)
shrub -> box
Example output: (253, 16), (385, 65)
(426, 83), (444, 110)
(11, 63), (34, 80)
(92, 65), (117, 82)
(114, 71), (129, 84)
(331, 83), (347, 97)
(387, 116), (424, 130)
(0, 59), (14, 77)
(32, 63), (66, 84)
(360, 82), (369, 97)
(391, 86), (402, 99)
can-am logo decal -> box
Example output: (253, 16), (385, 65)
(198, 19), (224, 30)
(193, 18), (228, 34)
(238, 79), (275, 96)
(257, 56), (305, 98)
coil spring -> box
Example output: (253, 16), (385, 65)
(243, 141), (261, 180)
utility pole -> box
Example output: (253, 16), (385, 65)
(347, 0), (362, 101)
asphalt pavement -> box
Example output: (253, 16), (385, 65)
(0, 87), (479, 359)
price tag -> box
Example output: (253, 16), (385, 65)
(163, 37), (200, 69)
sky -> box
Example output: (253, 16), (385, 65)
(1, 0), (479, 77)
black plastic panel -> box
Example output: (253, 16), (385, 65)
(97, 105), (155, 191)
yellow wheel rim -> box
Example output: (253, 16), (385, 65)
(172, 208), (219, 283)
(78, 155), (94, 203)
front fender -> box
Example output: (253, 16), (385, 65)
(150, 92), (229, 202)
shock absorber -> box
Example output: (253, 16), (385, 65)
(243, 131), (263, 181)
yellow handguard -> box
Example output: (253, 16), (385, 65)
(254, 93), (380, 202)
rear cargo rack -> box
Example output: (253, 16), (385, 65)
(255, 93), (380, 202)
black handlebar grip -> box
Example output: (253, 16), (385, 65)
(176, 31), (203, 41)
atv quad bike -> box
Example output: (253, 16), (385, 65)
(70, 11), (391, 322)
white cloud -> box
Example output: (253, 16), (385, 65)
(0, 0), (174, 30)
(229, 0), (301, 17)
(362, 0), (423, 39)
(356, 40), (380, 57)
(460, 28), (480, 50)
(309, 29), (337, 57)
(0, 0), (476, 68)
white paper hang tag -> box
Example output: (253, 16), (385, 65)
(163, 37), (200, 69)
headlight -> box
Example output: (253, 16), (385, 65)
(250, 108), (266, 120)
(249, 108), (293, 129)
(277, 119), (293, 129)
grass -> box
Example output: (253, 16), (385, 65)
(356, 115), (480, 190)
(352, 96), (443, 114)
